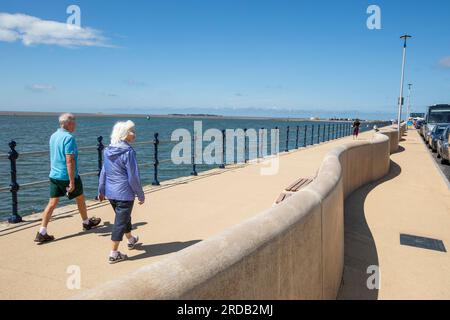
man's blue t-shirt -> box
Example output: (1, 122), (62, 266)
(49, 128), (79, 180)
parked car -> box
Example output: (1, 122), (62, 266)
(415, 119), (425, 129)
(421, 123), (432, 140)
(423, 124), (433, 143)
(437, 127), (450, 165)
(422, 104), (450, 142)
(428, 124), (449, 152)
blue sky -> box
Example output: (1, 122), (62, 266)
(0, 0), (449, 119)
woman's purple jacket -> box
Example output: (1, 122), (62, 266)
(98, 141), (145, 202)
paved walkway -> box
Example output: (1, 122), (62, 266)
(0, 131), (374, 299)
(338, 129), (450, 299)
(1, 129), (449, 299)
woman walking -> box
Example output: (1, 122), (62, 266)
(98, 120), (145, 264)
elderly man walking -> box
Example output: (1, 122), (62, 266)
(34, 113), (101, 244)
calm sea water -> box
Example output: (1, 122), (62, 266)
(0, 115), (383, 220)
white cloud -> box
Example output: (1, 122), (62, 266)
(0, 27), (19, 41)
(439, 56), (450, 68)
(27, 84), (55, 92)
(0, 12), (112, 47)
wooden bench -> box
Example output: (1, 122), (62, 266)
(285, 178), (314, 192)
(274, 177), (314, 205)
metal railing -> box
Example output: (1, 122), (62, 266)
(1, 121), (391, 223)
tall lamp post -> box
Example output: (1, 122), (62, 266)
(406, 83), (412, 131)
(397, 34), (412, 139)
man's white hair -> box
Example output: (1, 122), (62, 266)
(110, 120), (135, 145)
(59, 113), (75, 127)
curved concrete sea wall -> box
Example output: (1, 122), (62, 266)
(75, 125), (403, 300)
(380, 124), (405, 154)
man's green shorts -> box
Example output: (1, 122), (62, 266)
(49, 176), (84, 200)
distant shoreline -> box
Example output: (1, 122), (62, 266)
(0, 111), (385, 123)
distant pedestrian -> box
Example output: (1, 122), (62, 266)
(352, 119), (361, 139)
(35, 113), (102, 244)
(98, 120), (145, 264)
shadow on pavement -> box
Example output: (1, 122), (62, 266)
(53, 221), (148, 242)
(338, 160), (401, 300)
(392, 145), (405, 154)
(129, 240), (202, 260)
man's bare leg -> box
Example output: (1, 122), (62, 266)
(75, 194), (88, 221)
(35, 197), (59, 241)
(41, 197), (60, 229)
(77, 194), (102, 230)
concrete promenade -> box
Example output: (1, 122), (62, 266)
(0, 129), (449, 299)
(338, 129), (450, 299)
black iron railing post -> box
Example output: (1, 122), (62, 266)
(260, 127), (265, 158)
(219, 129), (226, 169)
(311, 125), (315, 145)
(328, 124), (331, 141)
(96, 136), (104, 176)
(274, 127), (279, 155)
(152, 133), (160, 185)
(244, 128), (248, 163)
(322, 124), (325, 143)
(317, 124), (321, 144)
(317, 124), (320, 144)
(191, 131), (198, 176)
(303, 126), (307, 147)
(285, 126), (290, 152)
(296, 125), (299, 149)
(316, 124), (320, 144)
(95, 136), (105, 199)
(8, 141), (22, 223)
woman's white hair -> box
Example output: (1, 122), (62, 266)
(110, 120), (135, 145)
